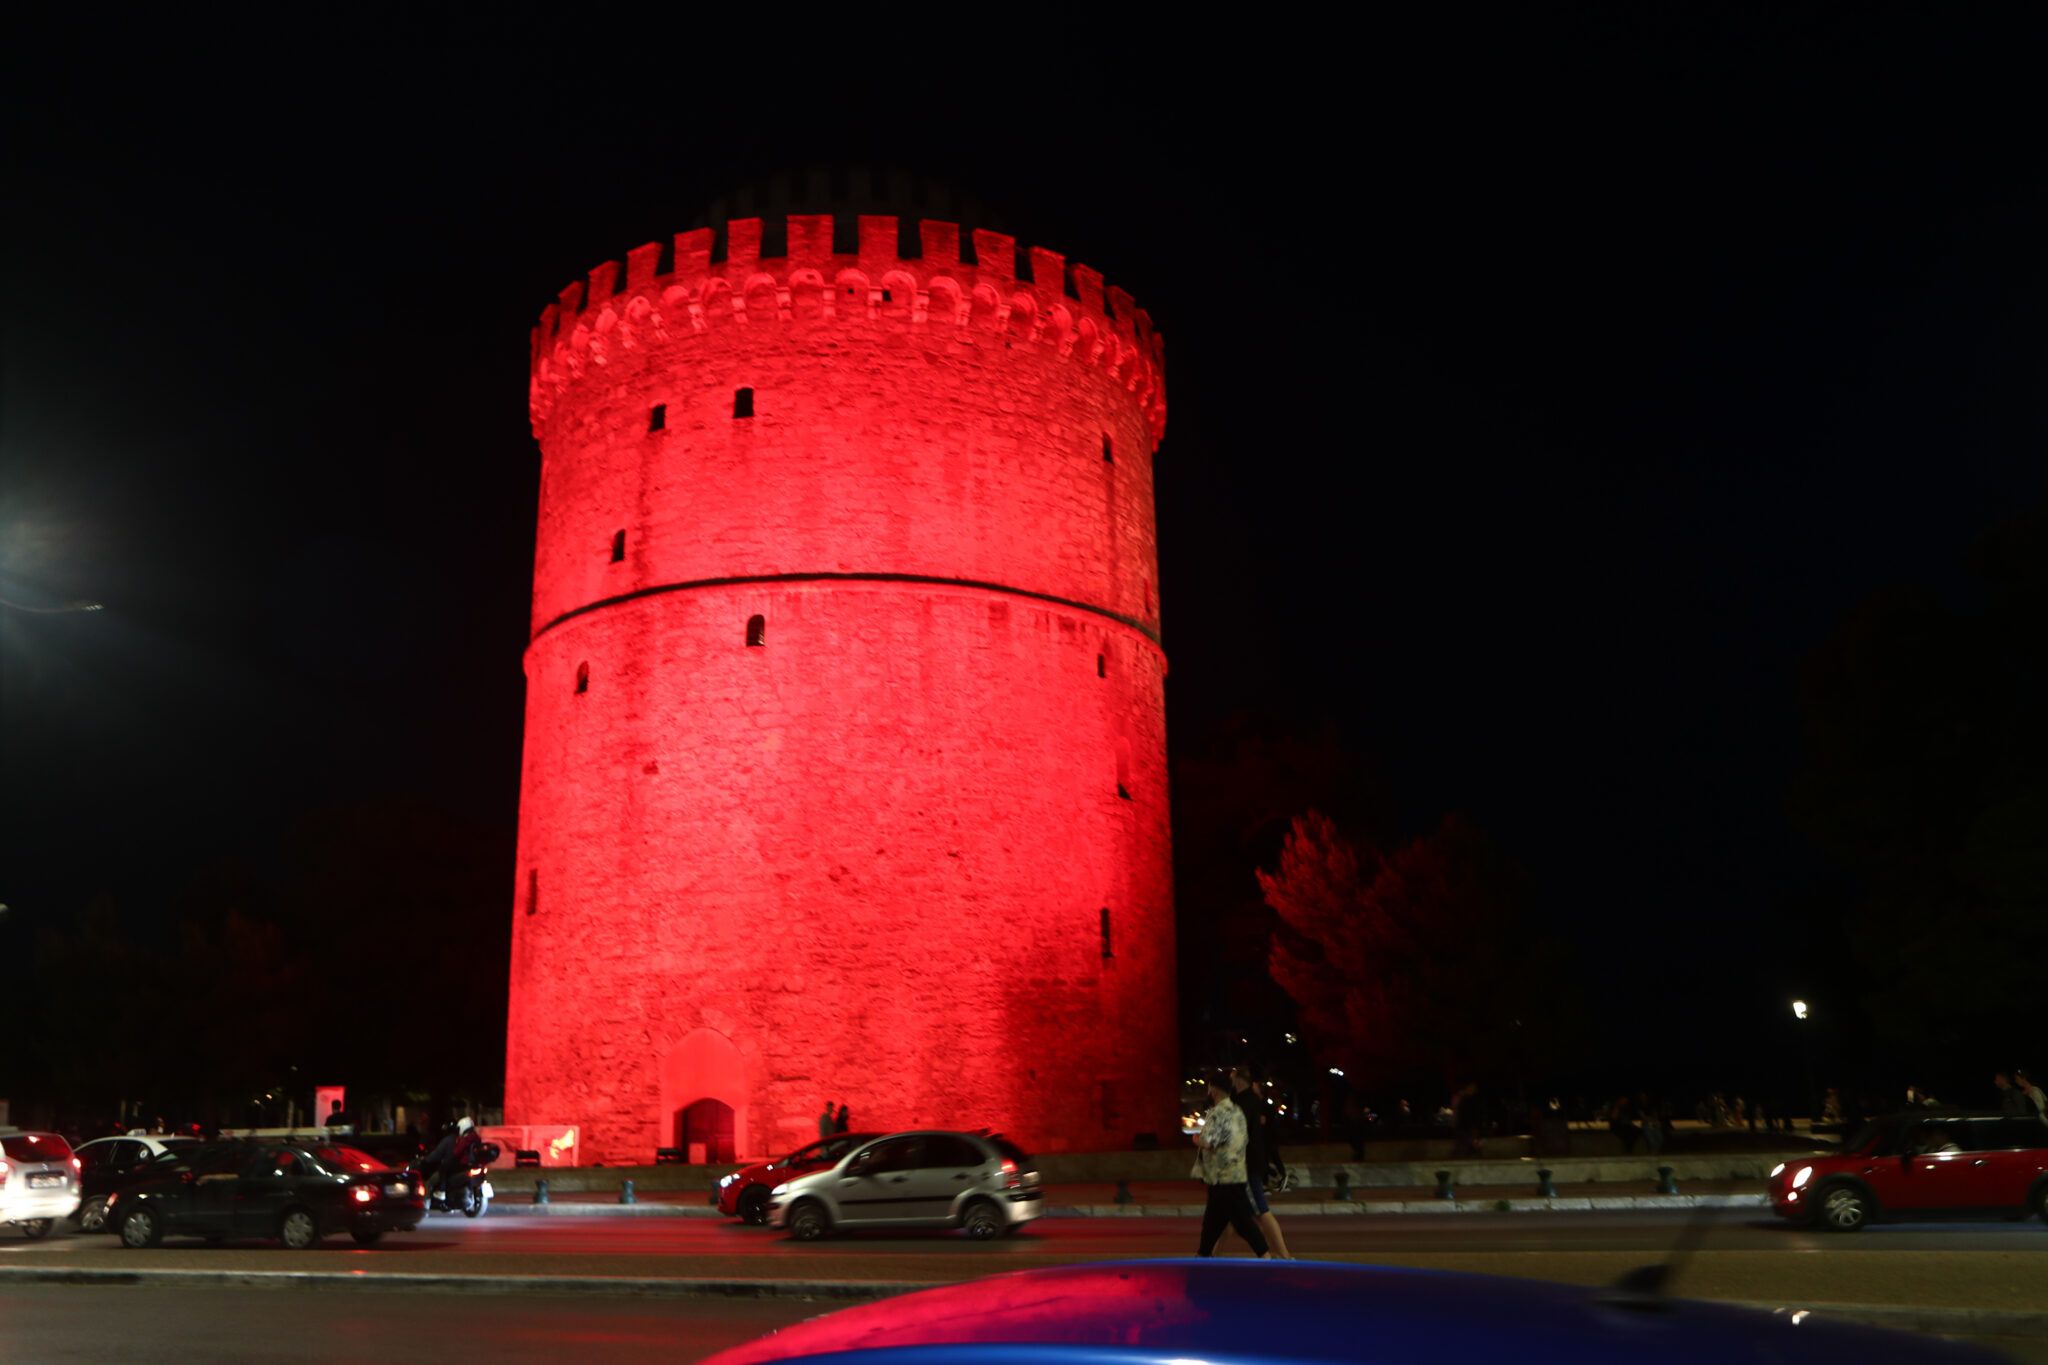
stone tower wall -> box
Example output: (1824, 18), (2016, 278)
(507, 213), (1177, 1162)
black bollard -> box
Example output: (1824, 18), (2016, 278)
(533, 1179), (550, 1205)
(1657, 1166), (1678, 1196)
(1113, 1179), (1133, 1205)
(1434, 1169), (1455, 1201)
(621, 1179), (637, 1205)
(1333, 1170), (1353, 1202)
(1537, 1168), (1556, 1198)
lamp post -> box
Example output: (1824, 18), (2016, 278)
(1792, 1000), (1813, 1134)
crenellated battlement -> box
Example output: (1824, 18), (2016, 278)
(526, 216), (1166, 445)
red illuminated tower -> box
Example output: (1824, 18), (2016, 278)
(506, 189), (1173, 1164)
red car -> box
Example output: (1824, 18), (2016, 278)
(1770, 1111), (2048, 1231)
(714, 1133), (879, 1225)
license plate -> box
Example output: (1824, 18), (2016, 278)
(384, 1183), (412, 1198)
(480, 1180), (494, 1199)
(26, 1174), (61, 1189)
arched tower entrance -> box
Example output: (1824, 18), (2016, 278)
(658, 1028), (746, 1162)
(503, 192), (1177, 1164)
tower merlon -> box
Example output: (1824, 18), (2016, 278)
(529, 215), (1165, 443)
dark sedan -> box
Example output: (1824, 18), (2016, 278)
(109, 1140), (425, 1249)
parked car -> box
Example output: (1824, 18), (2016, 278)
(695, 1259), (2003, 1364)
(715, 1132), (880, 1225)
(0, 1131), (82, 1238)
(73, 1134), (201, 1231)
(108, 1139), (425, 1249)
(765, 1130), (1041, 1241)
(1770, 1111), (2048, 1230)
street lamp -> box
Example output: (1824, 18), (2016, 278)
(1792, 1000), (1813, 1132)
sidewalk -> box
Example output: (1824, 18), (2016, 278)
(489, 1179), (1771, 1217)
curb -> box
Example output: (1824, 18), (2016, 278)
(0, 1266), (938, 1301)
(484, 1194), (1771, 1219)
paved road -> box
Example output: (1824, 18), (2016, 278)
(5, 1208), (2045, 1314)
(0, 1284), (820, 1364)
(3, 1280), (2043, 1365)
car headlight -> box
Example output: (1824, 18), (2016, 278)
(1790, 1166), (1812, 1189)
(1769, 1163), (1785, 1178)
(718, 1174), (736, 1189)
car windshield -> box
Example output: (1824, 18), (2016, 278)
(312, 1146), (392, 1173)
(1, 1134), (74, 1162)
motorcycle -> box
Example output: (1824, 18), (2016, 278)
(419, 1141), (499, 1218)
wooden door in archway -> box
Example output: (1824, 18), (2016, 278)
(676, 1098), (736, 1164)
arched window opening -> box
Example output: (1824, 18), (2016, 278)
(610, 529), (625, 563)
(1097, 653), (1106, 678)
(648, 403), (666, 432)
(733, 387), (754, 419)
(527, 869), (539, 917)
(575, 661), (589, 694)
(1102, 433), (1113, 463)
(1100, 907), (1113, 958)
(746, 614), (766, 647)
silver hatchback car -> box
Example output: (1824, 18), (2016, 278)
(766, 1130), (1042, 1240)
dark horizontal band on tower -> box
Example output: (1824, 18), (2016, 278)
(532, 572), (1163, 649)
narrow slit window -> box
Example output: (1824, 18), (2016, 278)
(1100, 908), (1113, 958)
(1115, 741), (1132, 800)
(648, 403), (666, 432)
(610, 529), (625, 563)
(733, 387), (754, 418)
(526, 869), (540, 917)
(1097, 653), (1106, 678)
(746, 614), (766, 647)
(1102, 433), (1113, 463)
(575, 661), (589, 694)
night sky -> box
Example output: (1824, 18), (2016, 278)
(5, 10), (2044, 1098)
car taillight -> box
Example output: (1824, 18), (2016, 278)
(1001, 1158), (1020, 1188)
(351, 1185), (375, 1202)
(71, 1157), (82, 1175)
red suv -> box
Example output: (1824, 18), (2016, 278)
(1770, 1112), (2048, 1231)
(714, 1133), (878, 1225)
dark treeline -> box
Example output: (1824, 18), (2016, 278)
(3, 798), (507, 1134)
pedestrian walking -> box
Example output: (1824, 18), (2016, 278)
(833, 1104), (850, 1133)
(1607, 1095), (1641, 1154)
(2015, 1069), (2047, 1118)
(1452, 1082), (1483, 1156)
(1192, 1071), (1269, 1258)
(1225, 1068), (1293, 1259)
(819, 1102), (836, 1140)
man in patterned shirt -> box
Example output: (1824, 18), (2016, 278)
(1192, 1070), (1270, 1257)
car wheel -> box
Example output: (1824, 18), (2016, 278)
(19, 1219), (53, 1240)
(787, 1201), (829, 1241)
(351, 1229), (384, 1246)
(2031, 1182), (2048, 1226)
(738, 1186), (770, 1227)
(118, 1206), (163, 1249)
(279, 1209), (322, 1250)
(1817, 1185), (1871, 1232)
(77, 1196), (110, 1233)
(961, 1200), (1003, 1241)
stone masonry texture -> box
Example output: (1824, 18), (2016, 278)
(507, 212), (1176, 1164)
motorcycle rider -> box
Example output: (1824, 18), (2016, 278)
(420, 1117), (480, 1204)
